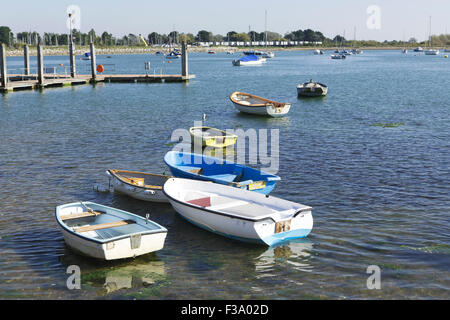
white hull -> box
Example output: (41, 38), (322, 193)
(60, 227), (166, 260)
(232, 59), (263, 66)
(163, 178), (313, 246)
(112, 178), (168, 203)
(425, 49), (440, 55)
(232, 101), (290, 117)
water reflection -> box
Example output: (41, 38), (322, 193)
(254, 239), (313, 278)
(59, 251), (166, 296)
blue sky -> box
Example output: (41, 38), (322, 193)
(1, 0), (449, 41)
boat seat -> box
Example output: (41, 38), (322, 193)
(60, 211), (104, 221)
(187, 197), (211, 207)
(74, 219), (136, 233)
(181, 166), (204, 175)
(207, 174), (237, 182)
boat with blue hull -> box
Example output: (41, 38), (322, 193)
(163, 151), (280, 195)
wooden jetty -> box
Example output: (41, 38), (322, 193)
(0, 41), (194, 93)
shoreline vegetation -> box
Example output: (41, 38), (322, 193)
(3, 45), (438, 57)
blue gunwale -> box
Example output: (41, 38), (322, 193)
(163, 151), (280, 194)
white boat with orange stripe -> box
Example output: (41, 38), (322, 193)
(229, 91), (291, 117)
(163, 178), (313, 246)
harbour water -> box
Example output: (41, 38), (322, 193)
(0, 50), (449, 299)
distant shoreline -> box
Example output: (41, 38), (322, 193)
(4, 45), (436, 56)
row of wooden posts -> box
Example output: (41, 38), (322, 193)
(0, 40), (190, 90)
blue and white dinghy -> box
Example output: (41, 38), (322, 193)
(232, 54), (265, 66)
(164, 151), (280, 195)
(55, 202), (167, 260)
(163, 178), (313, 246)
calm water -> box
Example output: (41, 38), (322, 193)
(0, 50), (449, 299)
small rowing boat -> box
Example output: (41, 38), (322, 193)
(232, 54), (264, 66)
(229, 91), (291, 117)
(106, 169), (171, 203)
(189, 126), (237, 148)
(297, 80), (328, 97)
(164, 151), (280, 195)
(55, 201), (167, 260)
(163, 178), (313, 246)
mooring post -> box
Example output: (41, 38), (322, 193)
(24, 45), (30, 76)
(37, 43), (44, 86)
(90, 41), (96, 81)
(181, 41), (188, 78)
(69, 38), (76, 77)
(0, 43), (7, 89)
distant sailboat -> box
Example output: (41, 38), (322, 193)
(425, 16), (440, 55)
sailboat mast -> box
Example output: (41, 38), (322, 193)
(265, 10), (267, 45)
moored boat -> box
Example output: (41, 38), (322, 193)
(297, 80), (328, 97)
(163, 178), (313, 246)
(164, 151), (280, 195)
(232, 54), (264, 66)
(229, 91), (291, 117)
(55, 201), (167, 260)
(106, 169), (170, 203)
(189, 126), (237, 148)
(414, 47), (424, 52)
(330, 54), (346, 59)
(424, 49), (440, 55)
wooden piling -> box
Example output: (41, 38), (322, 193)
(37, 44), (44, 86)
(69, 39), (76, 77)
(181, 41), (188, 78)
(90, 42), (96, 81)
(0, 43), (7, 88)
(24, 45), (30, 76)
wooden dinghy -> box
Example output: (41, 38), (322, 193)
(189, 126), (237, 148)
(229, 91), (291, 117)
(106, 169), (171, 203)
(297, 80), (328, 97)
(163, 178), (313, 246)
(164, 151), (280, 195)
(55, 202), (167, 260)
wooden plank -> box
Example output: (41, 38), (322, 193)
(75, 220), (135, 233)
(60, 211), (104, 221)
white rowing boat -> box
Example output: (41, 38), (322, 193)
(229, 91), (291, 117)
(163, 178), (313, 246)
(55, 201), (167, 260)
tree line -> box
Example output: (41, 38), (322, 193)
(1, 25), (449, 47)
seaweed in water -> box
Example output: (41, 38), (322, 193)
(371, 122), (404, 128)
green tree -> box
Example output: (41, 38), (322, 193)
(0, 26), (13, 46)
(196, 30), (213, 42)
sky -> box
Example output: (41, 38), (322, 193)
(1, 0), (449, 41)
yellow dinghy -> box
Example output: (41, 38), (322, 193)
(189, 126), (237, 148)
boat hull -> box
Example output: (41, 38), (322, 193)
(163, 178), (313, 246)
(60, 227), (167, 260)
(110, 176), (168, 203)
(232, 102), (290, 117)
(297, 87), (328, 97)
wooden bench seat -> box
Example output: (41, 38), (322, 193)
(74, 220), (136, 233)
(60, 211), (104, 221)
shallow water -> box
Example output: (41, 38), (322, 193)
(0, 50), (449, 299)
